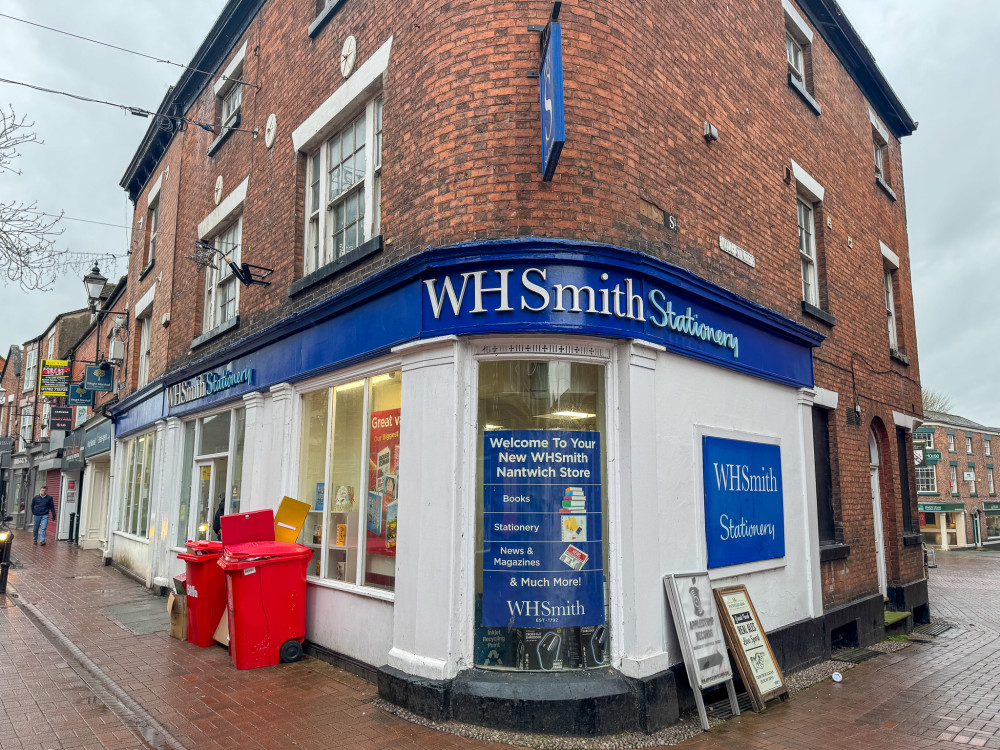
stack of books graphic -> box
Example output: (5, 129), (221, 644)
(561, 487), (586, 514)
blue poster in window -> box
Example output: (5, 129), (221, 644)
(702, 436), (785, 569)
(482, 430), (604, 628)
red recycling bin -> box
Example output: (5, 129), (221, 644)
(219, 541), (313, 669)
(177, 540), (226, 647)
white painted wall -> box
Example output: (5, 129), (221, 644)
(306, 585), (394, 666)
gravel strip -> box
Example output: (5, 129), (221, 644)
(785, 658), (856, 692)
(869, 639), (912, 654)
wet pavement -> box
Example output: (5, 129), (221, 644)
(1, 534), (998, 749)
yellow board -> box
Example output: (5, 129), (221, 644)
(274, 496), (311, 542)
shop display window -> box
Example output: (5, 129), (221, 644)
(118, 432), (156, 538)
(474, 360), (608, 671)
(986, 515), (1000, 540)
(297, 370), (401, 591)
(176, 407), (246, 544)
(919, 510), (959, 548)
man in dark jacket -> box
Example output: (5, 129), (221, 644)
(31, 487), (56, 546)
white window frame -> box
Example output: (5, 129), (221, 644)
(968, 469), (976, 495)
(214, 41), (247, 128)
(23, 348), (37, 393)
(986, 437), (992, 457)
(966, 435), (974, 454)
(41, 402), (50, 439)
(989, 468), (995, 495)
(915, 465), (937, 494)
(221, 83), (242, 124)
(786, 32), (804, 82)
(137, 314), (152, 387)
(948, 434), (955, 452)
(46, 333), (55, 359)
(873, 136), (886, 181)
(146, 200), (159, 266)
(303, 95), (383, 274)
(797, 197), (818, 306)
(19, 406), (31, 451)
(884, 270), (898, 349)
(203, 216), (242, 333)
(949, 465), (958, 494)
(923, 433), (935, 450)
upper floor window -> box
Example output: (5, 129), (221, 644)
(797, 198), (818, 306)
(873, 136), (886, 181)
(786, 32), (804, 83)
(305, 95), (383, 275)
(137, 314), (152, 387)
(986, 437), (992, 456)
(883, 270), (897, 350)
(23, 349), (37, 393)
(948, 434), (955, 452)
(19, 406), (31, 451)
(966, 435), (974, 454)
(46, 333), (55, 359)
(145, 200), (159, 267)
(915, 465), (936, 493)
(215, 43), (246, 129)
(949, 465), (958, 494)
(923, 433), (935, 450)
(989, 467), (996, 496)
(203, 216), (242, 332)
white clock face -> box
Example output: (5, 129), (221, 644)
(264, 113), (277, 148)
(341, 35), (357, 77)
(214, 176), (224, 206)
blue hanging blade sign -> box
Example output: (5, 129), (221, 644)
(83, 364), (115, 392)
(539, 22), (566, 181)
(68, 382), (95, 406)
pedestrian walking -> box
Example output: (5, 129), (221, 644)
(31, 487), (56, 546)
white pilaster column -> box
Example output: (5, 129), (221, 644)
(386, 336), (465, 681)
(797, 387), (822, 619)
(268, 383), (296, 504)
(241, 392), (267, 511)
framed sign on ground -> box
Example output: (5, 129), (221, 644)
(663, 572), (740, 730)
(713, 584), (789, 711)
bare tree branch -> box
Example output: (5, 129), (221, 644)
(922, 388), (955, 414)
(0, 105), (66, 290)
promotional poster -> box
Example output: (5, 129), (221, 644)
(366, 408), (400, 556)
(481, 429), (604, 628)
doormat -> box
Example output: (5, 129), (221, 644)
(913, 622), (953, 637)
(831, 647), (882, 664)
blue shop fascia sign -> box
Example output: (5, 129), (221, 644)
(167, 366), (255, 411)
(112, 240), (822, 435)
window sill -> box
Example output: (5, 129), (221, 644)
(308, 0), (348, 38)
(112, 530), (150, 545)
(801, 300), (836, 326)
(970, 493), (979, 498)
(788, 73), (821, 115)
(952, 493), (961, 498)
(190, 315), (240, 350)
(306, 575), (395, 603)
(138, 258), (156, 281)
(820, 543), (850, 562)
(207, 111), (241, 156)
(876, 176), (898, 201)
(288, 235), (383, 297)
(889, 348), (910, 365)
(990, 493), (997, 497)
(902, 533), (923, 547)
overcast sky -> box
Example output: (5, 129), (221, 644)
(1, 2), (998, 423)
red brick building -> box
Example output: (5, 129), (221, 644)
(106, 0), (926, 733)
(916, 412), (1000, 550)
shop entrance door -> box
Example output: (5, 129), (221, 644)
(869, 431), (887, 597)
(193, 457), (228, 542)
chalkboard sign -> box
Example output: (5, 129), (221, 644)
(713, 584), (788, 711)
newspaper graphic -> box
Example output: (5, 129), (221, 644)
(559, 544), (589, 571)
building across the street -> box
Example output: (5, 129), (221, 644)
(916, 411), (1000, 550)
(68, 0), (935, 735)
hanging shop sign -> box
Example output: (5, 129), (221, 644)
(68, 382), (94, 407)
(50, 406), (73, 431)
(63, 427), (86, 471)
(538, 22), (565, 181)
(84, 420), (112, 457)
(12, 454), (30, 468)
(663, 573), (740, 731)
(84, 364), (115, 392)
(702, 436), (785, 569)
(0, 436), (12, 453)
(39, 359), (71, 397)
(714, 584), (789, 712)
(481, 429), (604, 629)
(166, 366), (255, 409)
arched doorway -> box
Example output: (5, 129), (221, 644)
(869, 430), (887, 596)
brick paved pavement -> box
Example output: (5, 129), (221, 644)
(2, 536), (999, 749)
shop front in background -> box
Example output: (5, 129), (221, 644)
(918, 501), (967, 549)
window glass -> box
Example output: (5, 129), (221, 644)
(797, 199), (817, 305)
(299, 389), (330, 576)
(786, 33), (803, 80)
(474, 360), (607, 671)
(987, 515), (1000, 539)
(231, 408), (246, 514)
(949, 466), (958, 494)
(364, 372), (401, 589)
(948, 434), (955, 452)
(117, 433), (155, 538)
(222, 82), (242, 122)
(966, 436), (973, 454)
(328, 381), (365, 583)
(199, 413), (231, 455)
(915, 466), (936, 493)
(176, 422), (196, 547)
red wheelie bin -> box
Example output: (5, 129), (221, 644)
(219, 541), (313, 669)
(176, 540), (226, 647)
